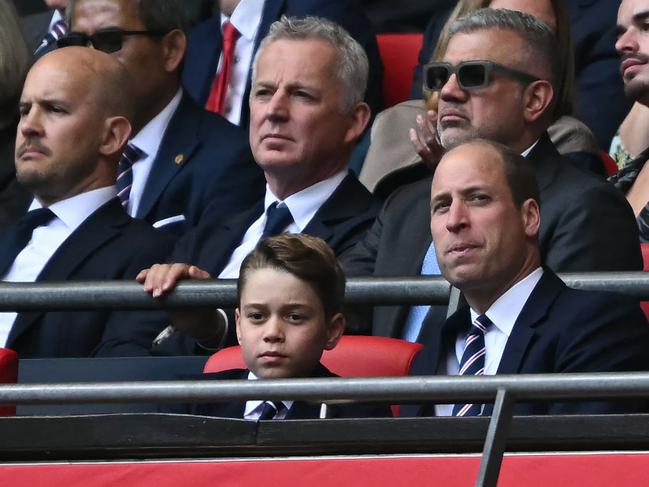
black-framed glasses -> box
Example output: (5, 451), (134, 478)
(423, 60), (540, 92)
(57, 28), (170, 53)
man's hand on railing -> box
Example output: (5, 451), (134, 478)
(136, 264), (225, 346)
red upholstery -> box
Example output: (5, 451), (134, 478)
(204, 335), (423, 377)
(376, 33), (423, 108)
(0, 348), (18, 416)
(599, 150), (618, 176)
(203, 336), (423, 416)
(642, 244), (649, 320)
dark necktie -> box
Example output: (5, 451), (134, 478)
(258, 401), (286, 420)
(0, 208), (56, 276)
(117, 143), (145, 210)
(261, 202), (293, 239)
(205, 21), (240, 114)
(452, 314), (492, 417)
(35, 18), (68, 57)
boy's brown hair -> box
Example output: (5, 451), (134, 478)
(238, 234), (345, 319)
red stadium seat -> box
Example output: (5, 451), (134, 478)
(376, 33), (423, 108)
(641, 243), (649, 320)
(0, 348), (18, 416)
(599, 150), (618, 176)
(204, 336), (423, 415)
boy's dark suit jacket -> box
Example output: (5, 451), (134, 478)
(1, 198), (175, 358)
(165, 364), (392, 418)
(401, 270), (649, 417)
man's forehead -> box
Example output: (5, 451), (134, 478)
(618, 0), (649, 25)
(444, 28), (524, 63)
(71, 0), (138, 30)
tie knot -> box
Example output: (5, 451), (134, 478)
(258, 400), (286, 420)
(19, 208), (55, 233)
(222, 21), (240, 46)
(471, 314), (492, 335)
(121, 143), (145, 168)
(261, 202), (293, 239)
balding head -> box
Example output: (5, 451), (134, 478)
(16, 47), (133, 205)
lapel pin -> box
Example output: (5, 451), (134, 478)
(174, 154), (184, 165)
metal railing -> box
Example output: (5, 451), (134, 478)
(1, 272), (649, 310)
(2, 272), (649, 486)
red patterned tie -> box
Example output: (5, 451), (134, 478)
(205, 21), (240, 114)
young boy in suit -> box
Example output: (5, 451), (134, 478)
(170, 234), (390, 419)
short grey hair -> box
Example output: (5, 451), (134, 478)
(251, 16), (368, 112)
(0, 0), (31, 128)
(449, 8), (560, 102)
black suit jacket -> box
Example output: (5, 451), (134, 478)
(165, 365), (392, 418)
(401, 270), (649, 416)
(408, 0), (629, 149)
(3, 198), (175, 358)
(149, 172), (381, 353)
(136, 93), (264, 235)
(341, 134), (642, 338)
(181, 0), (383, 125)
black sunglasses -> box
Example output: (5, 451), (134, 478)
(423, 60), (540, 92)
(57, 28), (169, 53)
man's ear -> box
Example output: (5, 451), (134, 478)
(521, 198), (541, 238)
(161, 29), (187, 73)
(522, 80), (554, 124)
(323, 313), (346, 351)
(235, 308), (243, 345)
(343, 102), (371, 145)
(99, 116), (131, 158)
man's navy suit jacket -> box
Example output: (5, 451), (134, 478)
(181, 0), (384, 125)
(165, 365), (392, 418)
(2, 198), (175, 358)
(136, 93), (264, 234)
(151, 172), (381, 354)
(401, 270), (649, 416)
(341, 134), (642, 337)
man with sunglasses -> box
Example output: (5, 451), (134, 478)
(342, 8), (641, 339)
(64, 0), (265, 236)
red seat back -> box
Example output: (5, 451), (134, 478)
(204, 336), (423, 415)
(376, 33), (423, 108)
(0, 348), (18, 416)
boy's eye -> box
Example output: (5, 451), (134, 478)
(247, 312), (265, 322)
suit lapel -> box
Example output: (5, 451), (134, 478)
(527, 132), (561, 193)
(204, 202), (264, 275)
(136, 95), (201, 220)
(7, 199), (129, 346)
(495, 271), (564, 375)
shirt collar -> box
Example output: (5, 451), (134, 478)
(131, 88), (183, 157)
(29, 186), (117, 232)
(469, 267), (543, 338)
(222, 0), (265, 41)
(263, 170), (347, 231)
(521, 139), (540, 158)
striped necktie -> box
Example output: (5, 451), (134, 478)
(35, 18), (68, 57)
(452, 314), (492, 417)
(116, 143), (146, 210)
(258, 401), (286, 420)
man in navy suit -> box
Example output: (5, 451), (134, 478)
(1, 47), (175, 358)
(182, 0), (383, 127)
(137, 17), (380, 354)
(402, 139), (649, 417)
(66, 0), (265, 235)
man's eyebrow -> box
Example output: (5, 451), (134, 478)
(632, 9), (649, 22)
